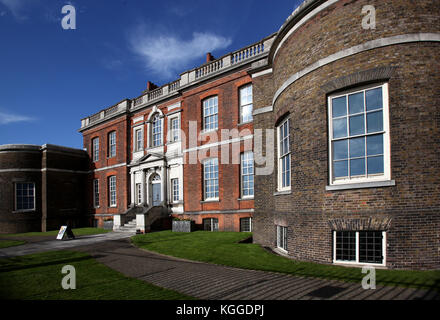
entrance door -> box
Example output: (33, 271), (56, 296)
(152, 183), (161, 206)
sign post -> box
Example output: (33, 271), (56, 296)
(56, 226), (75, 240)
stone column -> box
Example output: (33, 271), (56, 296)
(141, 169), (146, 206)
(161, 165), (167, 206)
(130, 170), (136, 206)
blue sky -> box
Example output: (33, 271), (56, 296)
(0, 0), (302, 149)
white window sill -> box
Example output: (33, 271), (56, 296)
(238, 197), (254, 201)
(238, 120), (253, 126)
(200, 199), (220, 204)
(326, 180), (395, 191)
(274, 247), (289, 256)
(13, 209), (36, 213)
(274, 189), (291, 196)
(200, 129), (218, 135)
(333, 261), (386, 269)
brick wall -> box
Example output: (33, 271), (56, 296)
(0, 145), (89, 233)
(82, 115), (130, 227)
(182, 70), (254, 231)
(253, 0), (440, 269)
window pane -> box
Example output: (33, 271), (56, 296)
(350, 158), (365, 176)
(332, 96), (346, 117)
(348, 92), (364, 114)
(367, 110), (383, 133)
(333, 140), (348, 160)
(333, 118), (347, 138)
(335, 231), (356, 261)
(359, 231), (383, 264)
(367, 156), (384, 174)
(349, 114), (365, 136)
(349, 137), (365, 158)
(366, 134), (383, 156)
(366, 88), (383, 111)
(334, 160), (348, 178)
(242, 104), (253, 122)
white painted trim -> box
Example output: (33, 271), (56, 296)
(277, 119), (291, 192)
(332, 230), (386, 267)
(167, 102), (181, 111)
(253, 106), (273, 116)
(273, 33), (440, 106)
(0, 168), (41, 173)
(132, 116), (144, 124)
(93, 163), (127, 173)
(252, 68), (273, 78)
(327, 83), (391, 186)
(183, 135), (253, 153)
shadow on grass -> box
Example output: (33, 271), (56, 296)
(0, 255), (94, 273)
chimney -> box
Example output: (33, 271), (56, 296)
(206, 52), (215, 63)
(146, 81), (158, 91)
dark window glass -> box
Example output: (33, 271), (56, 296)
(359, 231), (383, 264)
(335, 231), (356, 261)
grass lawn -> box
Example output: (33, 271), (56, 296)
(0, 250), (194, 300)
(1, 227), (111, 238)
(0, 240), (26, 249)
(132, 231), (440, 292)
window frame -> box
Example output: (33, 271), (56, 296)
(14, 182), (36, 212)
(108, 176), (117, 207)
(333, 230), (386, 266)
(239, 84), (253, 124)
(276, 225), (288, 252)
(277, 118), (291, 192)
(203, 158), (219, 201)
(108, 131), (116, 158)
(92, 137), (99, 162)
(135, 127), (143, 152)
(203, 218), (219, 232)
(202, 96), (218, 133)
(328, 83), (391, 186)
(169, 117), (180, 143)
(151, 113), (163, 148)
(240, 151), (254, 199)
(171, 178), (179, 203)
(135, 183), (142, 205)
(240, 217), (252, 232)
(93, 179), (100, 208)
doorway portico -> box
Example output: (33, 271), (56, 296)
(129, 154), (168, 208)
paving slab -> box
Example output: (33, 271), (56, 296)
(73, 238), (440, 301)
(0, 231), (135, 258)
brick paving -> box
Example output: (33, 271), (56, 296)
(73, 237), (440, 300)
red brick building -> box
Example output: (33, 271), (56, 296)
(79, 35), (275, 232)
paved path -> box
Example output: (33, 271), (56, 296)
(73, 237), (439, 300)
(0, 232), (134, 258)
(1, 232), (438, 300)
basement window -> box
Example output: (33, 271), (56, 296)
(333, 230), (386, 266)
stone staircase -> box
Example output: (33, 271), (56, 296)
(114, 218), (138, 233)
(113, 205), (172, 233)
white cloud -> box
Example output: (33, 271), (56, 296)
(0, 0), (34, 20)
(129, 28), (232, 79)
(0, 111), (35, 125)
